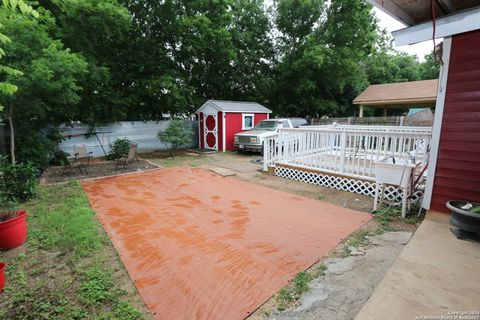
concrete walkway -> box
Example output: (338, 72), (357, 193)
(355, 212), (480, 320)
(267, 232), (413, 320)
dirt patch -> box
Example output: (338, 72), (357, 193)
(42, 159), (157, 184)
(236, 171), (373, 212)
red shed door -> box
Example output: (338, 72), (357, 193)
(203, 113), (218, 150)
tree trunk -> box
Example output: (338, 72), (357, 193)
(6, 104), (15, 164)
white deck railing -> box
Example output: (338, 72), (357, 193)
(263, 125), (432, 181)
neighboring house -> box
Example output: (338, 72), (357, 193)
(353, 79), (438, 117)
(367, 0), (480, 212)
(196, 100), (272, 152)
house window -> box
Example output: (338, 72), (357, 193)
(242, 114), (254, 130)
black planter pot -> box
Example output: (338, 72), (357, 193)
(446, 201), (480, 235)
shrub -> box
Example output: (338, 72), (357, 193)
(106, 138), (131, 160)
(157, 119), (192, 156)
(50, 149), (71, 166)
(0, 156), (38, 203)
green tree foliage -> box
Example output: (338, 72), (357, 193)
(121, 0), (274, 118)
(365, 30), (439, 85)
(227, 0), (275, 103)
(274, 0), (324, 48)
(0, 0), (444, 167)
(158, 120), (193, 156)
(0, 0), (38, 112)
(0, 6), (88, 166)
(38, 0), (132, 125)
(272, 0), (377, 117)
(418, 52), (440, 80)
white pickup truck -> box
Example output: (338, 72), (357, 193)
(234, 118), (307, 154)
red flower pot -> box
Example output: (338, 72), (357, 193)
(0, 210), (27, 250)
(0, 262), (4, 292)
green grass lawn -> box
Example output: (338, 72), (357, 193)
(148, 154), (213, 168)
(0, 182), (149, 320)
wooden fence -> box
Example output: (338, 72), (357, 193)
(311, 116), (404, 126)
(59, 121), (199, 157)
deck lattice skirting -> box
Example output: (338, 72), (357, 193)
(274, 165), (423, 203)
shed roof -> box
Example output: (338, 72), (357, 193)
(196, 100), (272, 113)
(353, 79), (438, 108)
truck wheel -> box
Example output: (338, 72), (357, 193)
(260, 142), (264, 156)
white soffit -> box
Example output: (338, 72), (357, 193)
(392, 7), (480, 46)
(366, 0), (414, 26)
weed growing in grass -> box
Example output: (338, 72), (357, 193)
(373, 205), (422, 227)
(108, 301), (144, 320)
(342, 229), (371, 255)
(276, 271), (317, 311)
(80, 267), (115, 305)
(347, 229), (370, 247)
(313, 263), (327, 277)
(294, 272), (313, 294)
(372, 206), (402, 226)
(277, 287), (296, 311)
(262, 309), (272, 317)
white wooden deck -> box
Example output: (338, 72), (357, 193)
(264, 125), (432, 181)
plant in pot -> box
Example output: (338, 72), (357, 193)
(0, 207), (27, 250)
(0, 157), (37, 250)
(446, 201), (480, 236)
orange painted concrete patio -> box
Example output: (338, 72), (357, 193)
(82, 167), (372, 320)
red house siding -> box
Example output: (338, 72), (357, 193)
(225, 113), (269, 151)
(430, 30), (480, 213)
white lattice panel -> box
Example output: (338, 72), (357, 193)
(274, 166), (423, 204)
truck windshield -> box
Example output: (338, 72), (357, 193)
(254, 120), (278, 131)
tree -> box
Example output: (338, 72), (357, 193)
(272, 0), (377, 117)
(227, 0), (275, 104)
(274, 0), (324, 49)
(0, 0), (39, 164)
(38, 0), (132, 126)
(419, 52), (440, 80)
(0, 7), (88, 166)
(157, 120), (193, 156)
(121, 0), (275, 118)
(0, 0), (38, 111)
(366, 27), (440, 85)
(367, 51), (422, 84)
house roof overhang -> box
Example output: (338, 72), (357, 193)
(366, 0), (480, 45)
(353, 79), (438, 108)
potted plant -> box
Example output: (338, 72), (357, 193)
(446, 201), (480, 235)
(0, 262), (4, 292)
(0, 209), (27, 250)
